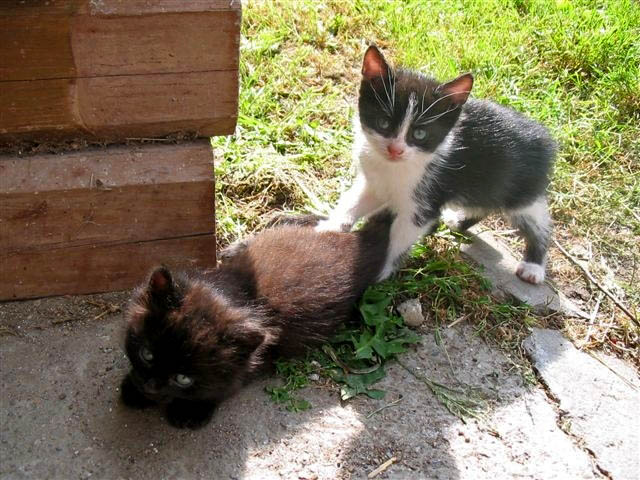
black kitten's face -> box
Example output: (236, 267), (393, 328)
(123, 268), (265, 405)
(357, 46), (473, 163)
(124, 322), (221, 404)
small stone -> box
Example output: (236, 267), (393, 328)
(58, 393), (67, 400)
(308, 373), (320, 382)
(397, 298), (424, 327)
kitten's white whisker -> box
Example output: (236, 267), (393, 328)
(388, 69), (396, 110)
(415, 90), (470, 122)
(420, 85), (428, 117)
(415, 105), (460, 125)
(369, 83), (392, 116)
(379, 73), (393, 114)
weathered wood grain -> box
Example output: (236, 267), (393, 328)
(0, 11), (240, 81)
(1, 234), (217, 300)
(0, 0), (241, 16)
(0, 141), (216, 300)
(0, 0), (240, 143)
(0, 71), (238, 142)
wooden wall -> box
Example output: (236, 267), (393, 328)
(0, 1), (241, 299)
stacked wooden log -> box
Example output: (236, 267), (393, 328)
(0, 0), (241, 299)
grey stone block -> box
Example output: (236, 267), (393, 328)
(460, 227), (588, 317)
(523, 328), (640, 480)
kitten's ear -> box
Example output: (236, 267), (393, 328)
(148, 266), (174, 296)
(362, 45), (389, 80)
(437, 73), (473, 106)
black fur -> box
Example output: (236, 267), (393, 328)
(120, 211), (393, 428)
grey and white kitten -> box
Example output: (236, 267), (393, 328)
(317, 46), (556, 284)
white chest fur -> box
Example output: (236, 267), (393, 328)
(354, 122), (431, 214)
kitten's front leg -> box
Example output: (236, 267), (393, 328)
(166, 398), (217, 429)
(378, 214), (438, 281)
(316, 175), (384, 232)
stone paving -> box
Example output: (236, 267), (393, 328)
(1, 231), (637, 479)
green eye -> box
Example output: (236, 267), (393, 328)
(413, 128), (427, 140)
(377, 117), (390, 130)
(139, 347), (154, 363)
(174, 374), (193, 387)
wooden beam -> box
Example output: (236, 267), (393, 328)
(0, 0), (240, 144)
(1, 11), (240, 81)
(0, 71), (238, 142)
(0, 141), (216, 300)
(0, 0), (241, 16)
(2, 235), (216, 300)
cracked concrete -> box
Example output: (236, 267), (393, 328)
(524, 328), (639, 480)
(460, 226), (588, 318)
(2, 293), (630, 479)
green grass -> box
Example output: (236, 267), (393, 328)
(214, 0), (639, 371)
(265, 240), (532, 417)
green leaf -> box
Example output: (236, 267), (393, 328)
(363, 389), (386, 400)
(287, 398), (311, 412)
(353, 330), (376, 359)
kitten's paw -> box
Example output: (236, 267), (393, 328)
(516, 261), (545, 284)
(376, 262), (396, 282)
(441, 208), (465, 231)
(315, 218), (352, 233)
(166, 399), (216, 429)
(120, 374), (156, 409)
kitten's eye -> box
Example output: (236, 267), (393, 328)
(413, 128), (427, 140)
(377, 117), (391, 130)
(174, 374), (193, 387)
(139, 347), (154, 363)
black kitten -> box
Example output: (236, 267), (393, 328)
(317, 45), (556, 284)
(120, 212), (392, 429)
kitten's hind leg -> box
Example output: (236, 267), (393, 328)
(218, 238), (252, 260)
(508, 197), (552, 285)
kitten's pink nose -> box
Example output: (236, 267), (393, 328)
(387, 143), (405, 160)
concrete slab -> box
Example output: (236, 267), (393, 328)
(460, 227), (588, 318)
(1, 295), (601, 480)
(523, 328), (640, 480)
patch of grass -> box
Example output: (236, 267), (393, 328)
(265, 357), (313, 412)
(392, 235), (541, 379)
(266, 237), (539, 416)
(266, 286), (422, 411)
(215, 0), (639, 374)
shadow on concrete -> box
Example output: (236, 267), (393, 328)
(0, 292), (458, 480)
(0, 290), (602, 479)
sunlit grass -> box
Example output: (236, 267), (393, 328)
(213, 0), (639, 364)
